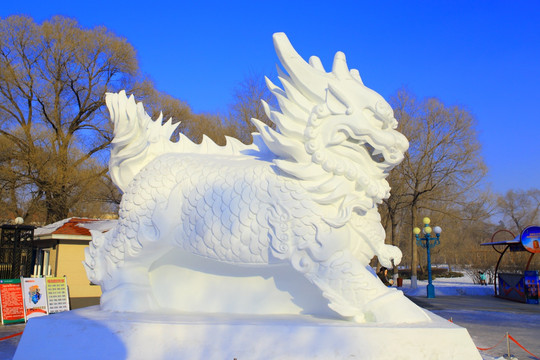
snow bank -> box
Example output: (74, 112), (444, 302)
(400, 273), (495, 297)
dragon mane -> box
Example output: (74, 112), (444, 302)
(252, 33), (407, 226)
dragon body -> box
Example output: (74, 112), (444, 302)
(84, 33), (429, 323)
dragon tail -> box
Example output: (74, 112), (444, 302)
(106, 90), (179, 193)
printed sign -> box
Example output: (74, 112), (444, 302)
(46, 277), (70, 313)
(524, 271), (539, 304)
(0, 279), (26, 324)
(22, 277), (49, 320)
(521, 226), (540, 254)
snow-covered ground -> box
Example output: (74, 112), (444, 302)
(400, 274), (495, 297)
(400, 273), (540, 360)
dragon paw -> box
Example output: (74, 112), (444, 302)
(377, 244), (402, 268)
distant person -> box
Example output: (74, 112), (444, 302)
(479, 271), (487, 285)
(378, 267), (393, 287)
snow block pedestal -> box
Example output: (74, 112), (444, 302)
(14, 306), (481, 359)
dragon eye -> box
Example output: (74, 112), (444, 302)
(363, 108), (386, 129)
(375, 101), (393, 118)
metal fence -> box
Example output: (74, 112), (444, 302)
(0, 224), (35, 279)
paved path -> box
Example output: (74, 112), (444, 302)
(0, 323), (24, 360)
(409, 295), (540, 360)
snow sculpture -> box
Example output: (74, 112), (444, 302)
(84, 33), (429, 323)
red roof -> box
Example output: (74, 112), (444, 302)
(51, 218), (100, 236)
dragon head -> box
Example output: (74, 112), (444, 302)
(252, 33), (408, 224)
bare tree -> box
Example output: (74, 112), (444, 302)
(227, 72), (275, 143)
(380, 167), (410, 275)
(0, 15), (138, 222)
(497, 188), (540, 234)
(388, 89), (487, 283)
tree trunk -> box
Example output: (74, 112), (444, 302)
(390, 213), (399, 276)
(411, 205), (418, 287)
(46, 188), (69, 223)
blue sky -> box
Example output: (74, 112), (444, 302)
(2, 1), (539, 194)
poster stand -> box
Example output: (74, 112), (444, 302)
(0, 276), (71, 324)
(0, 279), (25, 324)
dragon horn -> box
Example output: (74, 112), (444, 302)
(273, 32), (331, 104)
(349, 68), (364, 84)
(309, 56), (325, 72)
(331, 51), (351, 80)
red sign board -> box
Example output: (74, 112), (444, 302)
(0, 279), (26, 324)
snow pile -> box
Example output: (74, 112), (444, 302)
(34, 218), (73, 236)
(400, 273), (495, 297)
(34, 218), (117, 236)
(77, 220), (117, 233)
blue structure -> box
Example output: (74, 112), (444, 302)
(414, 217), (442, 298)
(481, 226), (540, 304)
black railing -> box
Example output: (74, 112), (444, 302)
(0, 224), (35, 279)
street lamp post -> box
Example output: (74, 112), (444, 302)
(413, 217), (442, 299)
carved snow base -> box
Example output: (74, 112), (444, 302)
(99, 249), (337, 317)
(96, 248), (429, 323)
(14, 306), (482, 360)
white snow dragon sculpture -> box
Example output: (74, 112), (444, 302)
(84, 33), (429, 323)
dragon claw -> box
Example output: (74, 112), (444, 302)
(377, 244), (402, 268)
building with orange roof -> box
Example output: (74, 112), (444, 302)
(33, 217), (117, 309)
